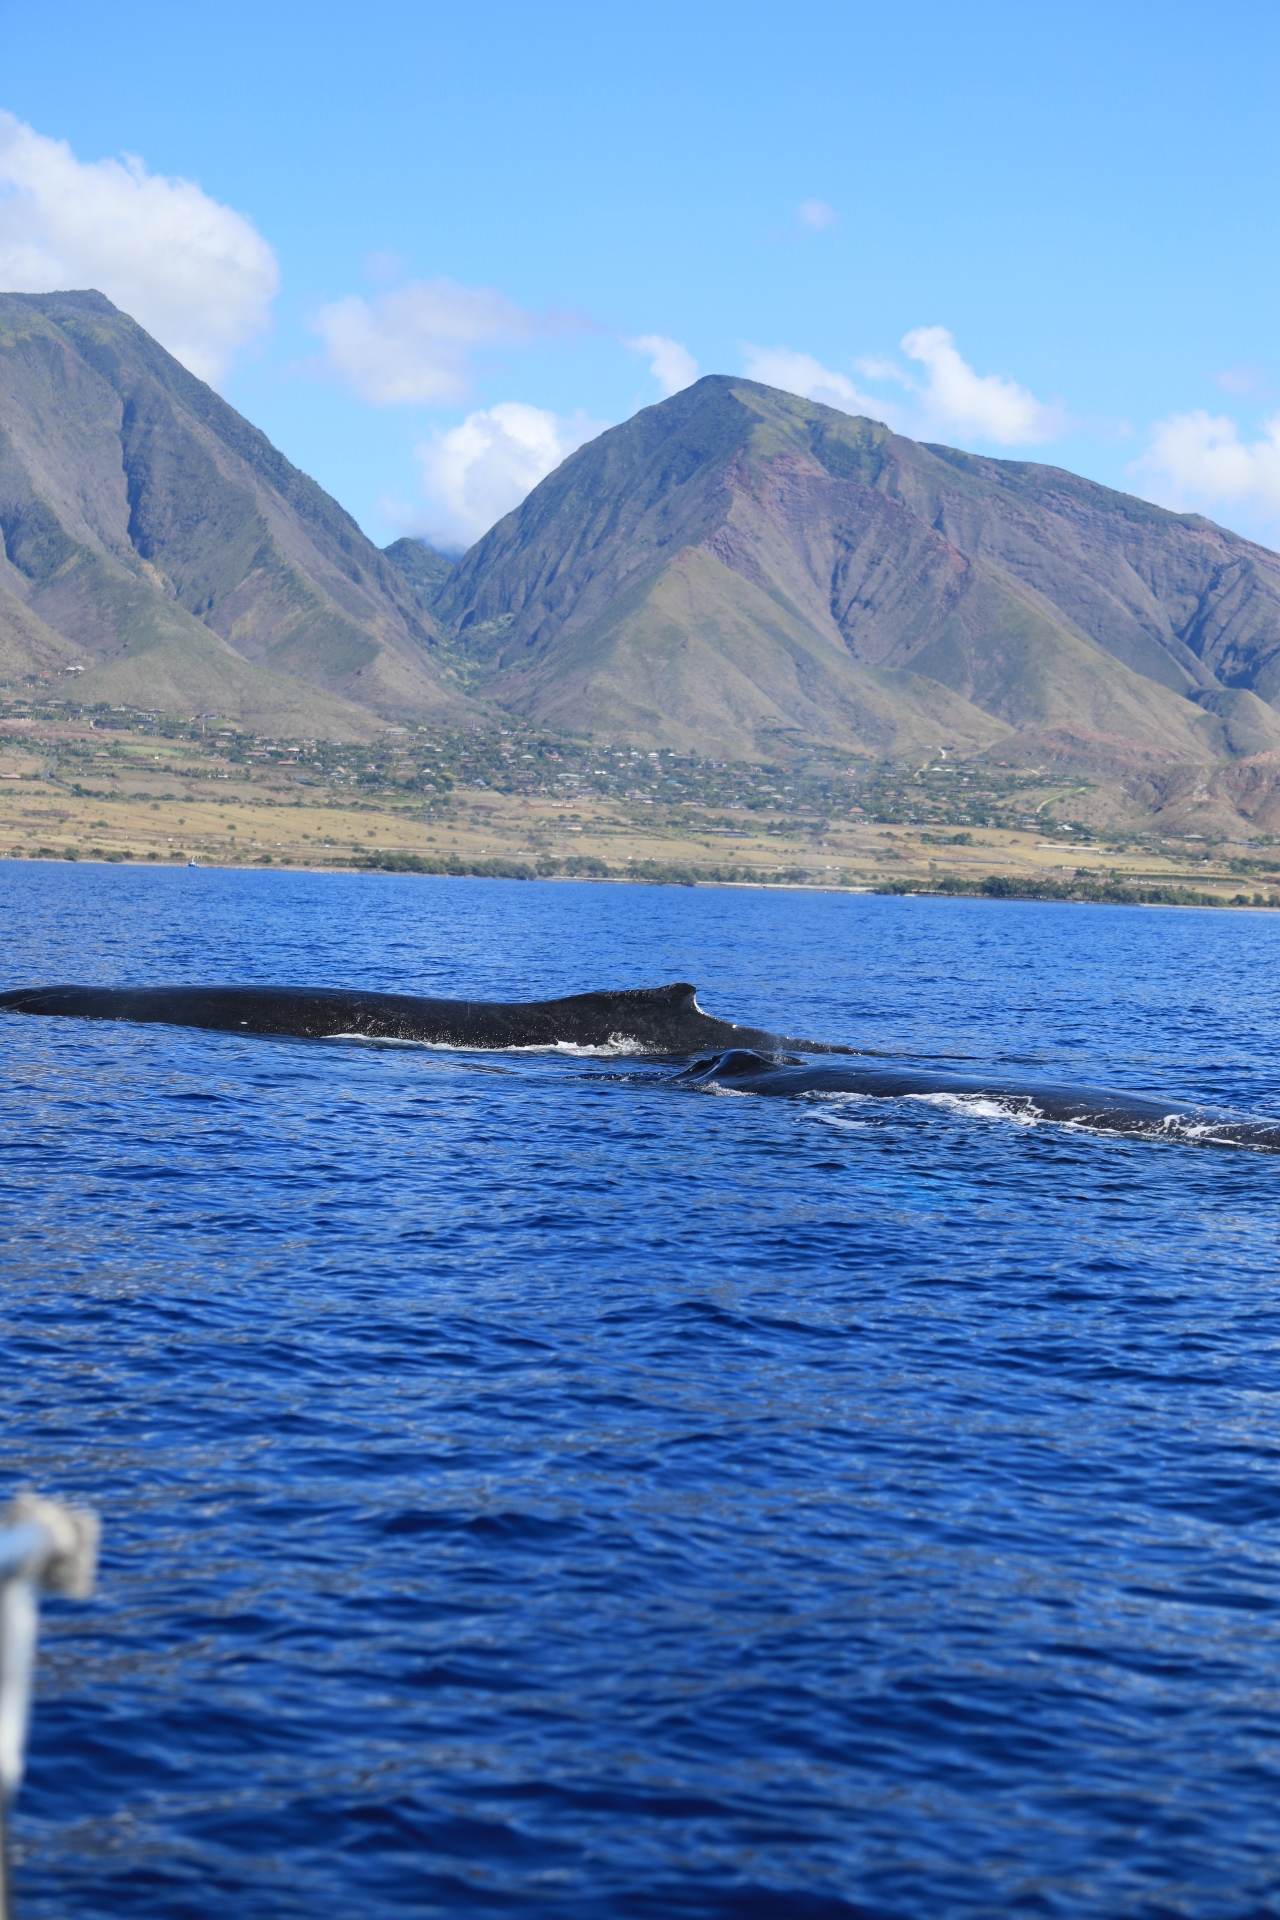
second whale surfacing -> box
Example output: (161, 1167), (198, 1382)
(673, 1049), (1280, 1152)
(0, 980), (840, 1057)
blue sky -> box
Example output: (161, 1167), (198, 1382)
(2, 0), (1277, 551)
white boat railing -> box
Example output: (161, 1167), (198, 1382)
(0, 1498), (99, 1920)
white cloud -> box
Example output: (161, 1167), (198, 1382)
(742, 346), (903, 428)
(313, 279), (543, 406)
(410, 401), (608, 549)
(362, 250), (408, 285)
(1211, 364), (1274, 401)
(798, 200), (836, 230)
(854, 354), (911, 385)
(743, 330), (1063, 447)
(901, 327), (1063, 444)
(624, 333), (698, 397)
(0, 110), (278, 385)
(1132, 410), (1280, 534)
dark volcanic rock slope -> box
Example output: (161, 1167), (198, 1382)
(432, 377), (1280, 762)
(0, 292), (469, 732)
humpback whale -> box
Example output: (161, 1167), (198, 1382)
(0, 980), (836, 1057)
(673, 1049), (1280, 1152)
(3, 982), (1276, 1149)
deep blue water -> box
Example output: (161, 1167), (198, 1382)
(3, 862), (1279, 1919)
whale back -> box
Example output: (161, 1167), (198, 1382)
(672, 1050), (1280, 1151)
(0, 980), (805, 1055)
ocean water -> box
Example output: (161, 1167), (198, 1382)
(2, 862), (1279, 1919)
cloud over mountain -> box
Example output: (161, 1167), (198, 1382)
(410, 401), (607, 548)
(1135, 409), (1280, 541)
(312, 279), (546, 406)
(312, 278), (595, 407)
(743, 329), (1064, 448)
(900, 326), (1064, 444)
(0, 112), (278, 384)
(624, 334), (698, 397)
(741, 348), (898, 426)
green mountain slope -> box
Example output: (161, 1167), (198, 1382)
(382, 537), (456, 614)
(480, 542), (1010, 756)
(0, 292), (471, 732)
(433, 377), (1280, 763)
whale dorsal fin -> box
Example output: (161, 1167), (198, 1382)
(658, 982), (698, 1009)
(617, 982), (699, 1011)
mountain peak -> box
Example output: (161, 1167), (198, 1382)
(0, 293), (473, 733)
(430, 376), (1280, 763)
(1, 288), (121, 319)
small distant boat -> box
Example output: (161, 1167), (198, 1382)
(187, 855), (199, 868)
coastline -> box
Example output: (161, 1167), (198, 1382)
(5, 849), (1277, 911)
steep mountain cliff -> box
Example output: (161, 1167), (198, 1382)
(428, 377), (1280, 763)
(0, 292), (470, 733)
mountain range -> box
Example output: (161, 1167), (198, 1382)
(4, 292), (1280, 790)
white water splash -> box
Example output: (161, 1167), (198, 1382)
(906, 1091), (1043, 1127)
(809, 1092), (876, 1131)
(316, 1032), (650, 1058)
